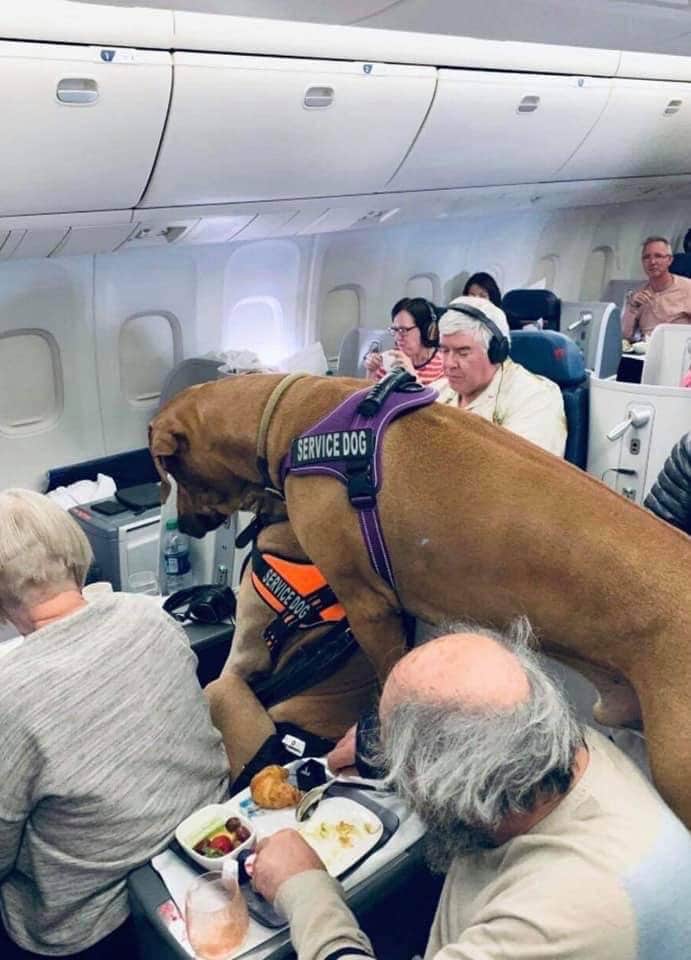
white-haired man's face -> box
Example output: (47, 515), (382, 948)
(439, 331), (497, 403)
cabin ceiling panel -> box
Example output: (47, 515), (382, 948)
(73, 0), (691, 57)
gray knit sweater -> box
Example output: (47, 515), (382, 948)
(0, 593), (229, 954)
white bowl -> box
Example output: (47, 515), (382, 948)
(175, 804), (255, 870)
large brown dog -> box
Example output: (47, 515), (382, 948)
(204, 516), (378, 780)
(150, 373), (691, 827)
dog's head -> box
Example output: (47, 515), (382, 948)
(149, 384), (266, 537)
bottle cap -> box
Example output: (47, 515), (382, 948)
(165, 518), (178, 531)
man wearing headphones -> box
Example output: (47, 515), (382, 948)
(434, 296), (566, 457)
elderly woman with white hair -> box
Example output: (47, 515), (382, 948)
(432, 295), (567, 457)
(0, 490), (228, 960)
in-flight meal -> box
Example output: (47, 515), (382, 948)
(250, 765), (302, 810)
(193, 816), (252, 859)
(299, 814), (382, 873)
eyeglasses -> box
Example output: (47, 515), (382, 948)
(642, 253), (671, 261)
(389, 325), (417, 336)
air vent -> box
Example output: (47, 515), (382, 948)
(517, 95), (540, 114)
(356, 208), (400, 225)
(664, 99), (683, 117)
(127, 224), (191, 246)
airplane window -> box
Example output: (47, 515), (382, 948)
(406, 273), (440, 302)
(322, 286), (362, 361)
(534, 255), (559, 291)
(119, 313), (179, 406)
(444, 271), (470, 302)
(223, 295), (285, 365)
(581, 247), (614, 301)
(0, 330), (62, 435)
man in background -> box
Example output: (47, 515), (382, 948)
(434, 296), (566, 456)
(622, 236), (691, 341)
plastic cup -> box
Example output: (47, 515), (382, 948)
(127, 571), (160, 596)
(185, 871), (249, 960)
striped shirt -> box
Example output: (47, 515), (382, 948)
(373, 349), (445, 385)
(0, 593), (229, 954)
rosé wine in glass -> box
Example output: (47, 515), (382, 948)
(185, 871), (249, 960)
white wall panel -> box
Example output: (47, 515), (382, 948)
(94, 249), (197, 454)
(0, 257), (102, 490)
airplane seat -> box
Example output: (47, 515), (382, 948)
(559, 300), (622, 379)
(509, 330), (589, 468)
(640, 323), (691, 387)
(502, 289), (561, 332)
(157, 357), (226, 411)
(336, 327), (394, 378)
(670, 252), (691, 279)
(587, 375), (691, 506)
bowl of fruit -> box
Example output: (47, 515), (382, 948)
(176, 805), (255, 870)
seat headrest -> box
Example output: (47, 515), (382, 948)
(509, 330), (586, 388)
(503, 289), (561, 331)
(671, 252), (691, 279)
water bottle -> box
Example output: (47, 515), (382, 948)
(162, 518), (194, 594)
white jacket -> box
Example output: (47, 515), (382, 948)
(433, 358), (567, 457)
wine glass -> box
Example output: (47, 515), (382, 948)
(185, 871), (249, 960)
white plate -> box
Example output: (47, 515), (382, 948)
(296, 796), (383, 877)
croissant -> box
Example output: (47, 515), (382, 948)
(250, 765), (302, 809)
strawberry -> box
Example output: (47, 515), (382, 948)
(207, 834), (234, 855)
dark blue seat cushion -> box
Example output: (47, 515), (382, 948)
(509, 330), (588, 469)
(671, 252), (691, 279)
(503, 289), (561, 331)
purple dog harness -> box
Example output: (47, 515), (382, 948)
(279, 373), (436, 591)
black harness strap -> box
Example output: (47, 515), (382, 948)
(251, 619), (359, 710)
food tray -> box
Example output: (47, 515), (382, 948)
(173, 782), (398, 929)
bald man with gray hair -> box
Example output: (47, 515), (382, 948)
(251, 620), (691, 960)
(433, 295), (566, 456)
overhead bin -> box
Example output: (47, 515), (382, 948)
(0, 42), (171, 216)
(558, 79), (691, 180)
(141, 54), (436, 206)
(388, 70), (610, 192)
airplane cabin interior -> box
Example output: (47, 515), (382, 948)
(0, 3), (690, 960)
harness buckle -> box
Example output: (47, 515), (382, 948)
(347, 462), (377, 509)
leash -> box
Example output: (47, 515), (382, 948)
(256, 373), (306, 498)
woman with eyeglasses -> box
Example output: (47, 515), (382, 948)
(364, 297), (445, 384)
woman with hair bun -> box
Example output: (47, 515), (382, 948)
(364, 296), (444, 385)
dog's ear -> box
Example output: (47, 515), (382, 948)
(148, 420), (182, 503)
(149, 419), (180, 457)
